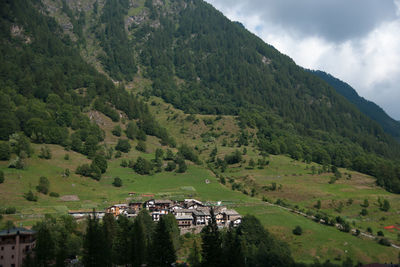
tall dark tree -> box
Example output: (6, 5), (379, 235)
(33, 222), (56, 266)
(201, 208), (222, 267)
(130, 218), (146, 267)
(82, 212), (108, 267)
(149, 217), (176, 267)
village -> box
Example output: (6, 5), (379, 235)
(69, 198), (242, 234)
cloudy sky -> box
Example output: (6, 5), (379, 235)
(205, 0), (400, 120)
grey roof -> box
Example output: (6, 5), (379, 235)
(175, 215), (193, 220)
(154, 199), (173, 204)
(192, 210), (205, 216)
(0, 227), (36, 236)
(224, 209), (239, 216)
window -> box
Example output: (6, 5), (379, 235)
(11, 246), (14, 250)
(0, 255), (3, 259)
(11, 255), (14, 259)
(1, 247), (3, 250)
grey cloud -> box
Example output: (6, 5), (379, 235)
(208, 0), (398, 42)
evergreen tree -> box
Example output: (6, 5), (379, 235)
(149, 217), (176, 267)
(188, 239), (201, 267)
(113, 216), (132, 265)
(82, 212), (108, 267)
(201, 208), (222, 267)
(130, 218), (147, 267)
(102, 213), (116, 267)
(222, 225), (245, 267)
(33, 222), (55, 266)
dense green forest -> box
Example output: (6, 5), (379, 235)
(0, 0), (173, 179)
(309, 70), (400, 141)
(20, 211), (352, 267)
(130, 0), (400, 193)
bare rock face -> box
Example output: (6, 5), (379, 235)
(10, 25), (32, 44)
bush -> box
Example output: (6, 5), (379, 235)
(133, 157), (153, 175)
(5, 207), (16, 214)
(36, 176), (50, 195)
(176, 158), (187, 173)
(224, 150), (242, 164)
(115, 151), (122, 158)
(292, 226), (303, 235)
(76, 164), (92, 177)
(360, 209), (368, 216)
(115, 139), (131, 153)
(0, 170), (4, 184)
(8, 156), (26, 169)
(120, 159), (128, 168)
(64, 154), (70, 160)
(0, 142), (11, 160)
(49, 192), (59, 197)
(165, 161), (176, 172)
(378, 238), (391, 246)
(381, 200), (390, 212)
(92, 154), (108, 174)
(24, 190), (38, 202)
(112, 125), (122, 137)
(112, 177), (122, 187)
(38, 146), (52, 159)
(178, 144), (199, 163)
(377, 231), (384, 237)
(136, 140), (146, 152)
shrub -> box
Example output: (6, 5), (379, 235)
(49, 192), (59, 198)
(120, 159), (128, 168)
(76, 164), (92, 177)
(112, 125), (122, 137)
(360, 209), (368, 216)
(36, 176), (50, 195)
(92, 154), (108, 174)
(377, 231), (384, 237)
(178, 144), (199, 163)
(0, 170), (4, 184)
(224, 150), (242, 164)
(0, 142), (11, 160)
(64, 154), (70, 160)
(115, 151), (122, 158)
(378, 238), (391, 246)
(176, 158), (187, 173)
(64, 168), (70, 177)
(133, 157), (153, 175)
(112, 177), (122, 187)
(381, 200), (390, 212)
(5, 207), (16, 214)
(292, 226), (303, 235)
(38, 146), (52, 159)
(24, 190), (38, 202)
(165, 161), (176, 172)
(115, 139), (131, 153)
(136, 140), (146, 152)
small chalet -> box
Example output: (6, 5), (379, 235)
(184, 199), (205, 209)
(145, 199), (174, 211)
(175, 214), (193, 228)
(129, 201), (143, 212)
(106, 204), (129, 217)
(192, 210), (207, 225)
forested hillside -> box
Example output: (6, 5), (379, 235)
(310, 70), (400, 141)
(0, 0), (399, 194)
(0, 0), (173, 177)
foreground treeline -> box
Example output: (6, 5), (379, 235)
(22, 210), (355, 267)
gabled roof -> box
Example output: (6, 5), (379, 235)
(0, 227), (36, 236)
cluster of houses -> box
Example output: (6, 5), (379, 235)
(69, 199), (241, 233)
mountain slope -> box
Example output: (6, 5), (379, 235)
(1, 0), (400, 193)
(310, 70), (400, 141)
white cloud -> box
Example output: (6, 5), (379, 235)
(206, 0), (400, 120)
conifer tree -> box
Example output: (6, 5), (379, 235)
(149, 217), (176, 267)
(82, 211), (108, 267)
(201, 208), (222, 267)
(130, 218), (146, 267)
